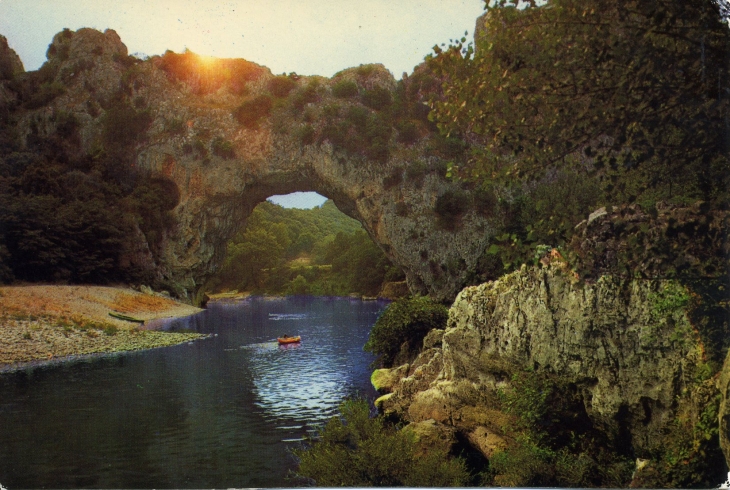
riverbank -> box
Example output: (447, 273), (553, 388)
(0, 285), (205, 371)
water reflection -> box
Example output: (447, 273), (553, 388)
(0, 296), (386, 488)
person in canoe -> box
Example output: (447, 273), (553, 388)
(278, 334), (301, 344)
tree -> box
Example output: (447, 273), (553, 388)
(428, 0), (730, 206)
(222, 228), (287, 290)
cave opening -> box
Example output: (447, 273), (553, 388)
(207, 192), (405, 298)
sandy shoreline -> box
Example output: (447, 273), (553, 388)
(0, 284), (205, 371)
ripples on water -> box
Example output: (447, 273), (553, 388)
(0, 296), (387, 488)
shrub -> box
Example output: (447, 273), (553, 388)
(355, 64), (376, 79)
(322, 103), (341, 119)
(332, 79), (359, 98)
(395, 120), (420, 144)
(345, 105), (369, 129)
(102, 101), (153, 149)
(361, 87), (393, 111)
(291, 81), (320, 111)
(364, 113), (392, 163)
(383, 168), (403, 190)
(296, 124), (315, 146)
(487, 436), (556, 487)
(405, 160), (428, 184)
(24, 82), (66, 110)
(211, 137), (235, 159)
(474, 187), (498, 217)
(267, 75), (297, 98)
(434, 189), (470, 230)
(286, 274), (309, 295)
(165, 118), (186, 135)
(233, 95), (272, 129)
(293, 399), (470, 487)
(364, 296), (448, 367)
(428, 134), (467, 159)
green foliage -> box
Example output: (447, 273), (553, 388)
(211, 137), (235, 159)
(293, 399), (470, 487)
(290, 80), (320, 111)
(295, 124), (315, 146)
(488, 435), (556, 487)
(233, 95), (273, 129)
(429, 0), (729, 207)
(364, 296), (448, 367)
(0, 75), (180, 285)
(361, 86), (392, 111)
(267, 74), (297, 98)
(316, 105), (393, 163)
(650, 282), (690, 319)
(24, 81), (66, 110)
(331, 79), (359, 98)
(164, 118), (185, 135)
(102, 100), (152, 149)
(213, 200), (398, 297)
(487, 369), (636, 487)
(395, 120), (420, 145)
(634, 392), (727, 488)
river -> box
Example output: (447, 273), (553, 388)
(0, 296), (388, 488)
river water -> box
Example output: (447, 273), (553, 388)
(0, 296), (388, 488)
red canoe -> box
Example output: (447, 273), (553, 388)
(277, 336), (301, 344)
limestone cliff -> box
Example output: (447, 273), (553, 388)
(1, 28), (493, 302)
(377, 258), (726, 487)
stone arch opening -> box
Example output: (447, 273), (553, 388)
(206, 191), (402, 298)
(154, 147), (493, 305)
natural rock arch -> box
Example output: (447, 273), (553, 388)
(12, 28), (495, 302)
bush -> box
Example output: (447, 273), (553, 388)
(102, 101), (153, 149)
(364, 296), (448, 367)
(291, 81), (320, 111)
(233, 95), (273, 129)
(211, 137), (235, 159)
(361, 87), (393, 111)
(296, 124), (315, 146)
(267, 75), (297, 98)
(332, 79), (359, 98)
(434, 189), (470, 230)
(24, 82), (66, 110)
(293, 399), (470, 487)
(364, 113), (392, 163)
(395, 120), (420, 144)
(286, 274), (309, 295)
(345, 105), (369, 129)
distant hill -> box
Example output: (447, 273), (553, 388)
(209, 200), (403, 297)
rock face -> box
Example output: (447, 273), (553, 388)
(0, 35), (24, 80)
(5, 28), (493, 302)
(378, 258), (726, 486)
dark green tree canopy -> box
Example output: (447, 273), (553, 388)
(429, 0), (730, 205)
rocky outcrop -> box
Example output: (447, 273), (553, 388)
(377, 257), (727, 486)
(0, 35), (24, 80)
(4, 28), (493, 302)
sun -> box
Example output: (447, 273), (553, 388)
(195, 54), (219, 69)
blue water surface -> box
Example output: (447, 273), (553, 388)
(0, 296), (387, 488)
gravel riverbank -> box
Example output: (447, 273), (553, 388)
(0, 285), (205, 371)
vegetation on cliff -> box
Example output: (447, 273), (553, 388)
(365, 296), (448, 367)
(209, 200), (404, 297)
(427, 0), (729, 283)
(0, 29), (179, 286)
(293, 399), (472, 487)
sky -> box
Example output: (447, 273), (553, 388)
(0, 1), (485, 208)
(0, 0), (484, 77)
